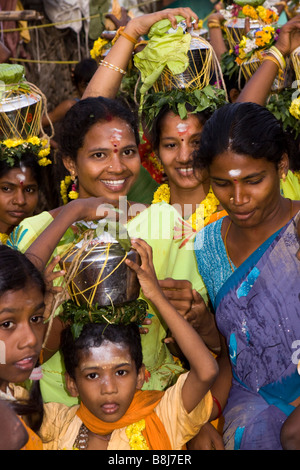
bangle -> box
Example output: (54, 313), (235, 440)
(119, 30), (138, 45)
(268, 45), (286, 69)
(212, 395), (222, 419)
(99, 60), (126, 75)
(263, 54), (281, 68)
(208, 23), (221, 29)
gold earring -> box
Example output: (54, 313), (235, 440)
(281, 172), (286, 183)
(70, 170), (76, 182)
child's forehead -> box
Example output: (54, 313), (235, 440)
(79, 341), (132, 368)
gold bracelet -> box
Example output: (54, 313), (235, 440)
(263, 55), (284, 80)
(269, 45), (286, 69)
(263, 55), (280, 68)
(208, 22), (221, 29)
(119, 30), (138, 45)
(99, 60), (126, 75)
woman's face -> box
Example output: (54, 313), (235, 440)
(158, 111), (205, 190)
(209, 150), (283, 228)
(0, 167), (39, 234)
(0, 282), (46, 392)
(65, 118), (140, 200)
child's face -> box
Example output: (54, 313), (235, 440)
(0, 282), (46, 392)
(0, 167), (39, 234)
(66, 340), (145, 423)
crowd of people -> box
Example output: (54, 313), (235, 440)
(0, 0), (300, 452)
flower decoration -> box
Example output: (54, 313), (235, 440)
(234, 25), (278, 64)
(0, 233), (8, 244)
(90, 37), (109, 60)
(266, 88), (300, 138)
(60, 175), (79, 203)
(152, 184), (219, 248)
(0, 136), (51, 167)
(125, 419), (149, 450)
(221, 2), (279, 24)
(289, 97), (300, 120)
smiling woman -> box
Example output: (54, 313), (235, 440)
(59, 97), (140, 200)
(193, 102), (300, 450)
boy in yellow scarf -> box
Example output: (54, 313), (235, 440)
(38, 238), (218, 450)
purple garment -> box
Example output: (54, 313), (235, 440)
(215, 212), (300, 450)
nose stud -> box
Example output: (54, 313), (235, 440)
(230, 197), (234, 202)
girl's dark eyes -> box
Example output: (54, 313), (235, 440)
(0, 320), (13, 329)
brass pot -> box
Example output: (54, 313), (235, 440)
(60, 241), (141, 307)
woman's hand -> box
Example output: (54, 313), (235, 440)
(275, 15), (300, 57)
(158, 278), (193, 316)
(67, 196), (120, 223)
(187, 422), (225, 450)
(124, 7), (199, 40)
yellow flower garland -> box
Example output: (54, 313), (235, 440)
(125, 419), (149, 450)
(0, 233), (8, 244)
(0, 136), (51, 167)
(152, 184), (219, 230)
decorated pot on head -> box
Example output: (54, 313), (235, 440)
(221, 1), (280, 50)
(0, 64), (42, 140)
(133, 16), (225, 95)
(60, 221), (141, 308)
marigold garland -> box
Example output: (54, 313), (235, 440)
(0, 233), (8, 244)
(152, 184), (219, 230)
(90, 38), (109, 60)
(125, 419), (149, 450)
(60, 175), (79, 203)
(289, 98), (300, 120)
(0, 136), (51, 167)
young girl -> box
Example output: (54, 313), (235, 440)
(0, 152), (41, 243)
(38, 238), (218, 450)
(194, 101), (300, 450)
(0, 244), (62, 450)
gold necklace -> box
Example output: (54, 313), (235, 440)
(152, 184), (220, 231)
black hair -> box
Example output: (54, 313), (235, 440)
(0, 245), (46, 432)
(58, 96), (140, 162)
(0, 150), (41, 184)
(72, 58), (98, 89)
(193, 102), (289, 170)
(147, 104), (212, 152)
(61, 322), (143, 380)
(0, 245), (45, 296)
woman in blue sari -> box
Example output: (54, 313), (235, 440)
(194, 102), (300, 450)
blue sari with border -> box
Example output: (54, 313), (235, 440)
(215, 211), (300, 450)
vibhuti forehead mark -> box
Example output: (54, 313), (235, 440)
(110, 128), (123, 152)
(17, 162), (27, 185)
(80, 344), (131, 371)
(176, 122), (189, 141)
(229, 169), (241, 183)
